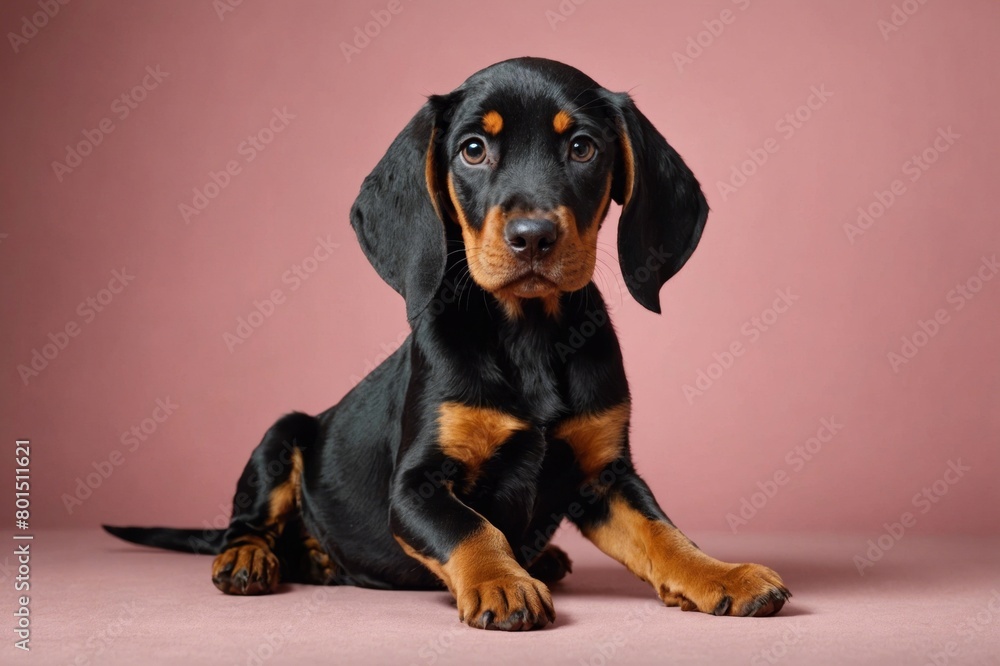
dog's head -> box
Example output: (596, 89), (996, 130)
(351, 57), (708, 320)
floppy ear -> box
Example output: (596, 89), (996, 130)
(607, 93), (709, 314)
(350, 96), (452, 321)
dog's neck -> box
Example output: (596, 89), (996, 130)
(411, 263), (623, 424)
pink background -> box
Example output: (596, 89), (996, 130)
(1, 0), (998, 536)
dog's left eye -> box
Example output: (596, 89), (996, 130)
(461, 138), (488, 165)
(569, 136), (597, 163)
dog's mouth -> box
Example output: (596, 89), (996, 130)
(456, 203), (599, 302)
(500, 271), (559, 298)
(476, 249), (597, 301)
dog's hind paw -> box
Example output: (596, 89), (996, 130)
(212, 539), (280, 595)
(526, 545), (573, 584)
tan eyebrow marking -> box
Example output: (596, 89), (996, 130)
(482, 110), (504, 135)
(553, 110), (574, 134)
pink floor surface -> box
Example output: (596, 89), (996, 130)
(5, 529), (999, 664)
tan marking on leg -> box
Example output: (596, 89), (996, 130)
(395, 536), (448, 584)
(583, 496), (790, 617)
(395, 524), (555, 629)
(554, 402), (630, 479)
(228, 534), (272, 550)
(267, 448), (303, 529)
(212, 449), (302, 595)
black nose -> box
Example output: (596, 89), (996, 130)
(504, 218), (558, 258)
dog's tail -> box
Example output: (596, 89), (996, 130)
(102, 525), (226, 554)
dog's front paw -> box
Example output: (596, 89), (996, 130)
(456, 574), (555, 630)
(212, 541), (280, 595)
(661, 563), (790, 617)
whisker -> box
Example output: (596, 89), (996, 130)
(566, 86), (595, 109)
(458, 267), (476, 312)
(451, 265), (469, 311)
(571, 95), (611, 114)
(594, 256), (624, 310)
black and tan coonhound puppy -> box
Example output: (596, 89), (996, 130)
(106, 57), (789, 630)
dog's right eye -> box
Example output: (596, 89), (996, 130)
(460, 138), (488, 165)
(569, 135), (597, 163)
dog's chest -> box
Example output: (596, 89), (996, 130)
(439, 365), (556, 529)
(496, 320), (568, 422)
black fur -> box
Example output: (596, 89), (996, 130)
(105, 57), (733, 623)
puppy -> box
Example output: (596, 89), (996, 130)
(106, 57), (789, 631)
